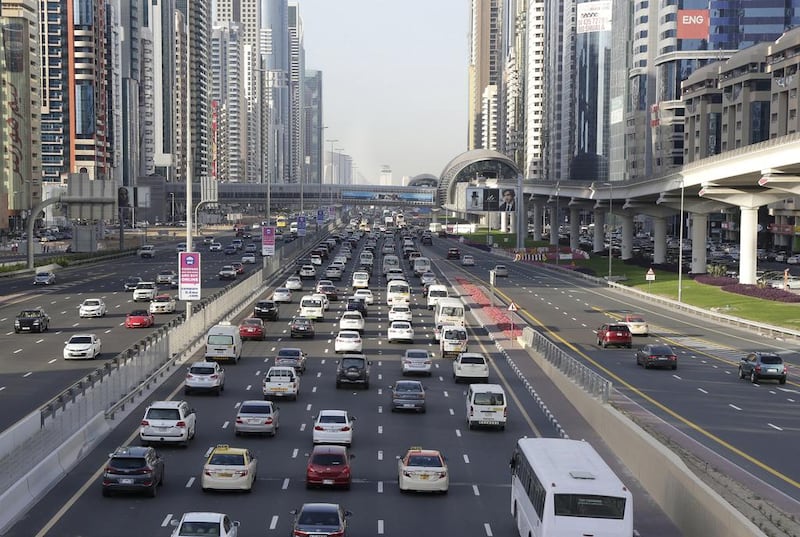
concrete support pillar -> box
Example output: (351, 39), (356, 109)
(593, 209), (605, 253)
(653, 217), (667, 264)
(690, 213), (708, 274)
(570, 207), (580, 252)
(549, 206), (558, 246)
(532, 203), (543, 241)
(500, 211), (508, 233)
(739, 207), (758, 285)
(620, 213), (634, 260)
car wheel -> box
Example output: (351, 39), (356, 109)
(601, 340), (607, 348)
(148, 483), (158, 497)
(750, 371), (758, 384)
(626, 343), (632, 348)
(780, 377), (787, 385)
(738, 367), (745, 380)
(102, 488), (111, 497)
(672, 365), (678, 370)
(215, 387), (221, 396)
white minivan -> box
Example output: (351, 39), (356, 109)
(205, 322), (243, 363)
(382, 254), (400, 275)
(413, 256), (431, 277)
(466, 384), (507, 430)
(426, 284), (449, 310)
(299, 295), (325, 320)
(386, 280), (411, 306)
(439, 325), (468, 358)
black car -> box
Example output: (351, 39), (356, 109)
(635, 344), (678, 370)
(290, 317), (315, 338)
(345, 297), (368, 317)
(421, 235), (433, 245)
(101, 446), (164, 497)
(335, 354), (371, 389)
(291, 503), (350, 537)
(14, 308), (50, 333)
(739, 352), (787, 384)
(446, 248), (461, 259)
(124, 276), (143, 291)
(254, 300), (279, 321)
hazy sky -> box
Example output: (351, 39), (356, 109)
(299, 0), (469, 182)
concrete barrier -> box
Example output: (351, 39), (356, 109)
(0, 412), (40, 462)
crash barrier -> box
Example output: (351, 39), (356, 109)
(0, 223), (335, 534)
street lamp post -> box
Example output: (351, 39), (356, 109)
(555, 181), (560, 265)
(194, 200), (212, 239)
(678, 181), (685, 302)
(326, 139), (339, 184)
(607, 182), (613, 285)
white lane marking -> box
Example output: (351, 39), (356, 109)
(443, 390), (449, 398)
(377, 388), (383, 395)
(306, 403), (312, 411)
(222, 421), (229, 429)
(463, 454), (470, 464)
(48, 359), (57, 364)
(316, 372), (322, 378)
(204, 446), (214, 457)
(697, 388), (708, 394)
(768, 423), (784, 431)
(729, 404), (742, 411)
(377, 481), (383, 493)
(672, 374), (682, 380)
(185, 477), (195, 488)
(449, 408), (454, 415)
(378, 425), (383, 434)
(23, 372), (32, 378)
(13, 349), (22, 354)
(292, 448), (299, 458)
(484, 523), (493, 536)
(269, 515), (279, 530)
(300, 423), (306, 432)
(378, 373), (383, 380)
(104, 329), (112, 334)
(312, 386), (317, 393)
(377, 450), (383, 461)
(161, 514), (172, 527)
(455, 429), (461, 437)
(473, 484), (480, 496)
(282, 478), (290, 490)
(246, 384), (252, 391)
(36, 338), (44, 344)
(378, 520), (384, 534)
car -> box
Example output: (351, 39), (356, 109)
(306, 445), (353, 489)
(202, 236), (214, 245)
(185, 361), (226, 394)
(622, 313), (649, 336)
(315, 279), (334, 292)
(63, 333), (102, 359)
(787, 255), (800, 264)
(635, 344), (678, 370)
(385, 268), (405, 282)
(133, 281), (158, 301)
(239, 317), (266, 341)
(312, 292), (331, 311)
(156, 270), (177, 284)
(223, 245), (237, 255)
(387, 320), (414, 343)
(397, 447), (449, 493)
(335, 354), (371, 389)
(241, 253), (257, 264)
(461, 254), (475, 266)
(275, 347), (308, 373)
(170, 512), (239, 537)
(596, 323), (632, 348)
(335, 330), (363, 353)
(126, 309), (155, 328)
(324, 265), (343, 280)
(124, 276), (143, 291)
(389, 304), (413, 323)
(352, 271), (370, 289)
(421, 235), (433, 245)
(15, 307), (51, 333)
(353, 289), (374, 305)
(139, 400), (196, 446)
(272, 287), (293, 303)
(310, 254), (323, 266)
(318, 285), (340, 301)
(389, 380), (426, 412)
(447, 247), (461, 259)
(234, 400), (280, 436)
(231, 262), (245, 274)
(218, 265), (238, 280)
(345, 296), (368, 317)
(137, 244), (156, 258)
(339, 311), (365, 333)
(285, 275), (303, 290)
(452, 352), (490, 383)
(299, 264), (317, 279)
(149, 294), (176, 314)
(176, 242), (187, 252)
(492, 264), (509, 277)
(244, 243), (258, 253)
(313, 409), (356, 446)
(402, 349), (432, 376)
(420, 271), (437, 286)
(738, 352), (787, 384)
(33, 271), (56, 285)
(254, 299), (279, 321)
(209, 242), (223, 252)
(290, 316), (315, 338)
(200, 444), (257, 492)
(291, 503), (350, 537)
(101, 445), (164, 497)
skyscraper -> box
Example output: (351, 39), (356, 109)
(469, 0), (504, 150)
(287, 2), (305, 184)
(261, 0), (289, 185)
(211, 23), (245, 182)
(303, 70), (323, 185)
(151, 0), (177, 181)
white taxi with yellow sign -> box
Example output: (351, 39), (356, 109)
(397, 447), (449, 493)
(201, 444), (258, 492)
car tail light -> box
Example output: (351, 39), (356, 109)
(670, 355), (677, 361)
(235, 417), (243, 424)
(314, 425), (324, 430)
(504, 408), (508, 418)
(294, 530), (310, 537)
(264, 417), (273, 424)
(176, 421), (186, 428)
(210, 374), (218, 379)
(468, 405), (473, 417)
(755, 365), (762, 373)
(140, 420), (149, 426)
(341, 426), (351, 431)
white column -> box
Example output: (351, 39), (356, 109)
(653, 217), (667, 264)
(508, 213), (514, 233)
(532, 203), (543, 240)
(593, 209), (605, 253)
(549, 206), (558, 246)
(739, 207), (758, 285)
(620, 214), (634, 260)
(570, 207), (580, 251)
(690, 213), (708, 274)
(500, 211), (508, 233)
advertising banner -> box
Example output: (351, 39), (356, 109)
(466, 187), (518, 212)
(317, 208), (325, 225)
(297, 216), (307, 237)
(676, 9), (709, 39)
(576, 0), (612, 34)
(178, 252), (201, 301)
(262, 226), (276, 256)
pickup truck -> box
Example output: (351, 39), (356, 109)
(137, 244), (156, 258)
(262, 366), (300, 400)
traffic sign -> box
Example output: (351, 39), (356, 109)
(646, 268), (656, 281)
(178, 251), (202, 301)
(508, 302), (519, 312)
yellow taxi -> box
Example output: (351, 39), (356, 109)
(397, 447), (449, 493)
(201, 444), (258, 492)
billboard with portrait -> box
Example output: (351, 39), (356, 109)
(465, 187), (518, 212)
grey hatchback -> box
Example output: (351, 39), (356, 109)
(738, 352), (787, 384)
(389, 380), (426, 413)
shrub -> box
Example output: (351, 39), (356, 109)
(694, 275), (737, 287)
(721, 283), (800, 303)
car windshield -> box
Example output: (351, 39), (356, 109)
(130, 310), (148, 316)
(343, 314), (361, 320)
(341, 358), (365, 368)
(395, 382), (421, 392)
(19, 310), (42, 318)
(298, 508), (340, 526)
(311, 453), (346, 465)
(338, 332), (358, 339)
(648, 346), (673, 355)
(137, 283), (155, 289)
(293, 318), (311, 325)
(278, 349), (300, 358)
(627, 316), (645, 323)
(109, 457), (147, 470)
(444, 330), (466, 340)
(407, 455), (442, 467)
(608, 325), (628, 331)
(178, 522), (221, 536)
(242, 319), (262, 326)
(406, 351), (428, 359)
(69, 336), (93, 344)
(392, 322), (411, 329)
(83, 300), (101, 306)
(145, 408), (180, 420)
(473, 393), (504, 405)
(208, 453), (245, 466)
(761, 355), (783, 365)
(460, 356), (486, 364)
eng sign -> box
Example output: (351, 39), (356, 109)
(676, 9), (709, 39)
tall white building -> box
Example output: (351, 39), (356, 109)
(211, 23), (245, 182)
(287, 2), (305, 184)
(524, 0), (545, 179)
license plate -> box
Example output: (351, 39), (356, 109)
(273, 387), (287, 392)
(21, 327), (30, 330)
(155, 427), (169, 431)
(403, 403), (415, 408)
(218, 473), (232, 478)
(248, 418), (262, 424)
(419, 474), (429, 480)
(323, 479), (334, 485)
(119, 478), (134, 485)
(768, 368), (778, 373)
(479, 420), (498, 425)
(616, 332), (624, 336)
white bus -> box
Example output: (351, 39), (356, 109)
(385, 280), (411, 306)
(510, 438), (633, 537)
(434, 297), (465, 340)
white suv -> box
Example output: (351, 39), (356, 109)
(133, 281), (158, 302)
(185, 361), (225, 395)
(139, 400), (196, 446)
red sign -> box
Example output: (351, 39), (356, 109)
(178, 252), (202, 301)
(262, 226), (276, 256)
(677, 10), (709, 39)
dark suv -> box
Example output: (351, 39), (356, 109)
(101, 446), (164, 497)
(447, 248), (461, 259)
(335, 354), (371, 389)
(739, 352), (787, 384)
(346, 297), (368, 317)
(254, 300), (279, 321)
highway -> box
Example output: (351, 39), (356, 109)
(5, 230), (681, 537)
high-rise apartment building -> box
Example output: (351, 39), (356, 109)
(151, 0), (176, 181)
(303, 70), (323, 185)
(211, 22), (245, 182)
(261, 0), (289, 185)
(468, 0), (504, 150)
(1, 0), (42, 230)
(174, 9), (188, 183)
(523, 0), (546, 180)
(287, 2), (305, 184)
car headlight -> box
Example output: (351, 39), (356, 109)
(14, 320), (20, 327)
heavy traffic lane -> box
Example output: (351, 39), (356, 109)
(429, 239), (800, 499)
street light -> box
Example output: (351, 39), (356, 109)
(554, 181), (560, 265)
(194, 200), (213, 239)
(606, 182), (613, 285)
(677, 180), (685, 302)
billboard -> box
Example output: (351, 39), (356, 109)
(466, 187), (518, 212)
(677, 10), (709, 40)
(262, 226), (276, 256)
(340, 190), (435, 203)
(178, 252), (202, 301)
(576, 0), (612, 34)
(297, 215), (307, 237)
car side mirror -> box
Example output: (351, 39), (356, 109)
(170, 520), (179, 527)
(233, 521), (240, 527)
(290, 509), (298, 516)
(344, 510), (353, 517)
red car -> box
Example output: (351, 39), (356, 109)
(306, 444), (352, 489)
(239, 317), (266, 341)
(125, 309), (154, 328)
(595, 323), (632, 348)
(231, 262), (245, 275)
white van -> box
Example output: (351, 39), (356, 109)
(382, 254), (400, 275)
(386, 280), (411, 306)
(466, 384), (507, 430)
(205, 322), (243, 363)
(352, 271), (370, 289)
(299, 295), (325, 320)
(434, 297), (465, 328)
(413, 256), (431, 277)
(426, 284), (449, 310)
(359, 251), (374, 267)
(439, 325), (468, 358)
